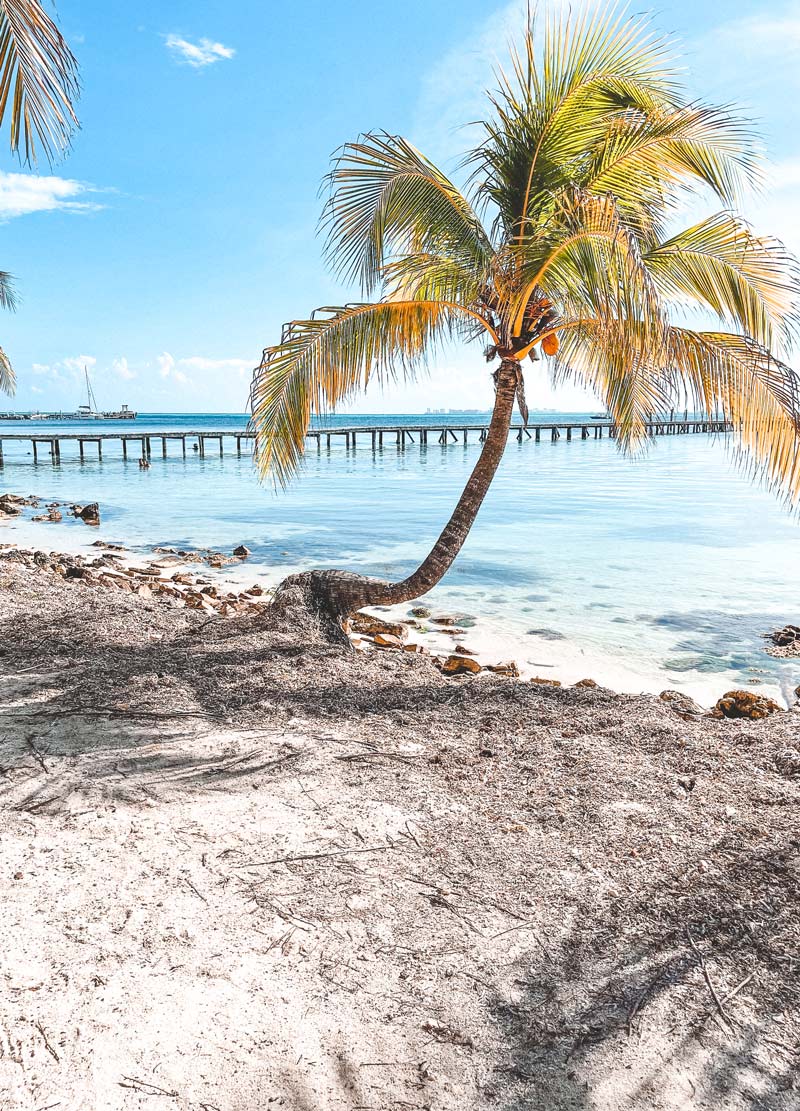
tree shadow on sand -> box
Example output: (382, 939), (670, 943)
(1, 599), (798, 1109)
(489, 834), (799, 1110)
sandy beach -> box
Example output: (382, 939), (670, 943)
(1, 547), (799, 1110)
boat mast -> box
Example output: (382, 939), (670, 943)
(85, 365), (99, 413)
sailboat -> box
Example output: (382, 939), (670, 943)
(77, 367), (102, 418)
(73, 366), (136, 420)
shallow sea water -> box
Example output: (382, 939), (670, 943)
(1, 412), (798, 704)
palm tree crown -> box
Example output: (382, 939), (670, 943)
(251, 4), (800, 504)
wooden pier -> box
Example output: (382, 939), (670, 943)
(0, 418), (733, 466)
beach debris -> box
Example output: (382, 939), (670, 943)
(486, 661), (520, 677)
(350, 612), (409, 640)
(711, 690), (783, 720)
(575, 678), (598, 688)
(762, 624), (800, 659)
(1, 547), (272, 621)
(438, 654), (482, 676)
(233, 544), (251, 558)
(659, 689), (705, 720)
(774, 749), (800, 777)
(530, 676), (562, 687)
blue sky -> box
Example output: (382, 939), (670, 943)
(1, 0), (798, 413)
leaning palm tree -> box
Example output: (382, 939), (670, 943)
(0, 0), (79, 394)
(250, 4), (800, 633)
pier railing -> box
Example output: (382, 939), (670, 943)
(0, 418), (734, 466)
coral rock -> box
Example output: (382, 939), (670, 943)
(438, 654), (482, 676)
(76, 502), (100, 525)
(486, 661), (520, 678)
(659, 689), (705, 720)
(712, 690), (783, 720)
(351, 613), (409, 641)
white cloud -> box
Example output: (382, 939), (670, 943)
(30, 355), (94, 382)
(112, 356), (136, 381)
(62, 355), (97, 373)
(157, 351), (192, 388)
(712, 10), (800, 55)
(0, 171), (103, 220)
(165, 34), (235, 68)
(157, 351), (176, 378)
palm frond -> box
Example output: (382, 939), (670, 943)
(553, 318), (671, 449)
(582, 103), (760, 218)
(667, 329), (800, 504)
(381, 251), (486, 309)
(322, 132), (492, 294)
(0, 0), (79, 163)
(645, 215), (800, 350)
(0, 269), (17, 310)
(0, 343), (14, 394)
(249, 300), (495, 486)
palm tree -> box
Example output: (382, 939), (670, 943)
(0, 0), (80, 395)
(250, 4), (800, 633)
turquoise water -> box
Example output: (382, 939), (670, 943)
(1, 412), (798, 703)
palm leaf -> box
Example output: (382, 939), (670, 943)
(249, 300), (495, 486)
(553, 318), (671, 450)
(0, 268), (17, 310)
(0, 269), (16, 394)
(668, 329), (800, 503)
(644, 215), (800, 350)
(322, 132), (493, 293)
(470, 4), (672, 232)
(0, 0), (79, 163)
(0, 343), (13, 393)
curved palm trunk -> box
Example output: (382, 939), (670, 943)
(273, 359), (519, 635)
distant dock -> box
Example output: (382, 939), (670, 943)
(0, 417), (733, 466)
